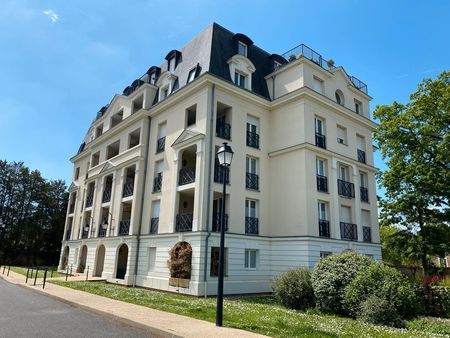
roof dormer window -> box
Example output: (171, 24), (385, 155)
(238, 42), (247, 56)
(187, 64), (200, 84)
(146, 66), (161, 85)
(168, 57), (176, 72)
(234, 71), (247, 88)
(164, 50), (181, 73)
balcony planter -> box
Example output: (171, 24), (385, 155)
(168, 277), (190, 288)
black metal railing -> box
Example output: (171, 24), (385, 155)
(363, 226), (371, 242)
(317, 175), (328, 192)
(176, 213), (193, 232)
(319, 219), (330, 238)
(150, 217), (159, 234)
(360, 187), (369, 203)
(245, 217), (259, 235)
(315, 133), (326, 149)
(156, 136), (165, 153)
(212, 213), (229, 232)
(214, 165), (229, 184)
(69, 204), (75, 214)
(98, 227), (106, 238)
(65, 229), (71, 241)
(246, 131), (259, 148)
(85, 193), (94, 208)
(102, 187), (111, 203)
(179, 167), (195, 185)
(357, 149), (366, 164)
(246, 173), (259, 190)
(119, 220), (130, 236)
(153, 173), (163, 192)
(216, 121), (231, 140)
(81, 229), (89, 239)
(122, 180), (134, 197)
(340, 222), (358, 241)
(338, 179), (355, 198)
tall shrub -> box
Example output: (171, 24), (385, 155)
(273, 268), (315, 310)
(167, 241), (192, 279)
(311, 251), (372, 314)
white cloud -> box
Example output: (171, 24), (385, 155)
(43, 9), (59, 23)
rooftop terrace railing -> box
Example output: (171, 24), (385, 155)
(280, 44), (368, 95)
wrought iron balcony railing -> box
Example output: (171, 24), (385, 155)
(337, 179), (355, 198)
(318, 219), (330, 238)
(153, 173), (162, 192)
(150, 217), (159, 234)
(179, 167), (195, 186)
(176, 213), (193, 232)
(85, 193), (94, 208)
(212, 213), (229, 232)
(122, 180), (134, 198)
(65, 229), (71, 241)
(245, 217), (259, 235)
(340, 222), (358, 241)
(315, 133), (326, 149)
(69, 204), (75, 214)
(363, 226), (371, 242)
(98, 227), (106, 238)
(246, 172), (259, 190)
(357, 149), (366, 164)
(216, 121), (231, 140)
(317, 175), (328, 192)
(360, 187), (369, 203)
(119, 220), (130, 236)
(246, 131), (259, 148)
(156, 136), (165, 153)
(214, 165), (229, 184)
(81, 229), (89, 239)
(102, 187), (111, 203)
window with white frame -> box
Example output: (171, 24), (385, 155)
(238, 41), (247, 56)
(316, 158), (326, 176)
(245, 199), (258, 219)
(339, 165), (350, 181)
(246, 156), (258, 175)
(247, 115), (259, 134)
(340, 205), (351, 223)
(360, 172), (367, 188)
(362, 210), (371, 227)
(234, 71), (247, 88)
(315, 117), (325, 135)
(335, 90), (345, 105)
(147, 247), (156, 272)
(244, 249), (257, 269)
(337, 125), (347, 144)
(187, 68), (196, 83)
(312, 76), (324, 94)
(318, 201), (328, 221)
(354, 99), (362, 114)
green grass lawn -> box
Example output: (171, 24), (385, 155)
(51, 280), (450, 337)
(10, 266), (65, 279)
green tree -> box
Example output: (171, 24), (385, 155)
(374, 71), (450, 275)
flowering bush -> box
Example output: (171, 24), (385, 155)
(167, 241), (192, 279)
(273, 268), (315, 310)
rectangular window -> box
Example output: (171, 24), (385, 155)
(91, 151), (100, 167)
(95, 124), (103, 138)
(318, 201), (327, 220)
(320, 251), (332, 258)
(362, 210), (371, 227)
(245, 199), (258, 218)
(110, 110), (123, 129)
(244, 249), (257, 269)
(162, 87), (169, 99)
(210, 246), (227, 277)
(106, 140), (120, 160)
(247, 115), (259, 134)
(340, 206), (351, 223)
(150, 73), (156, 85)
(312, 76), (324, 94)
(187, 68), (196, 83)
(234, 71), (246, 88)
(337, 125), (347, 144)
(316, 158), (326, 176)
(360, 172), (367, 188)
(315, 117), (325, 135)
(354, 99), (362, 114)
(246, 157), (258, 175)
(339, 165), (349, 181)
(186, 105), (197, 127)
(357, 135), (365, 151)
(128, 129), (141, 149)
(147, 247), (156, 272)
(238, 42), (247, 56)
(74, 167), (80, 180)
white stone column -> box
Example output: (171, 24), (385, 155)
(108, 172), (118, 237)
(168, 150), (180, 232)
(130, 162), (142, 235)
(192, 141), (204, 231)
(330, 158), (340, 239)
(90, 178), (101, 238)
(351, 164), (362, 241)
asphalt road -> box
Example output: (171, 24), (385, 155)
(0, 278), (152, 337)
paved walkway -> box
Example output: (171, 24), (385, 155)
(0, 270), (267, 338)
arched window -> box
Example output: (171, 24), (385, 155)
(335, 90), (345, 105)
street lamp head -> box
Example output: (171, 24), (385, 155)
(217, 142), (233, 167)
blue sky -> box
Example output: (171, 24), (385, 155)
(0, 0), (449, 185)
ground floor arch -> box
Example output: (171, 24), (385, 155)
(94, 244), (105, 277)
(61, 246), (69, 269)
(116, 244), (128, 279)
(78, 245), (88, 273)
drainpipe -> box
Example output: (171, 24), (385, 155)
(133, 115), (152, 287)
(203, 84), (215, 297)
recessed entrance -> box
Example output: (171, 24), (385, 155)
(94, 245), (105, 277)
(116, 244), (129, 279)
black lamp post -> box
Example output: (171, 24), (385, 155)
(215, 142), (233, 327)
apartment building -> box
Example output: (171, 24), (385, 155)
(59, 23), (381, 295)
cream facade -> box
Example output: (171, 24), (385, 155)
(59, 23), (381, 296)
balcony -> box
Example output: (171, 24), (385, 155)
(315, 133), (326, 149)
(212, 213), (229, 232)
(122, 180), (134, 198)
(340, 222), (358, 241)
(85, 194), (94, 208)
(176, 213), (193, 232)
(65, 229), (71, 241)
(150, 217), (159, 234)
(318, 219), (330, 238)
(363, 226), (371, 242)
(69, 204), (75, 214)
(357, 149), (366, 164)
(153, 174), (163, 193)
(317, 175), (328, 193)
(246, 173), (259, 190)
(156, 136), (166, 153)
(118, 220), (130, 236)
(360, 187), (369, 203)
(246, 131), (259, 148)
(337, 179), (355, 198)
(214, 165), (229, 184)
(216, 121), (231, 140)
(98, 227), (106, 238)
(280, 43), (368, 95)
(102, 188), (111, 203)
(81, 229), (89, 239)
(179, 167), (195, 186)
(245, 217), (259, 235)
